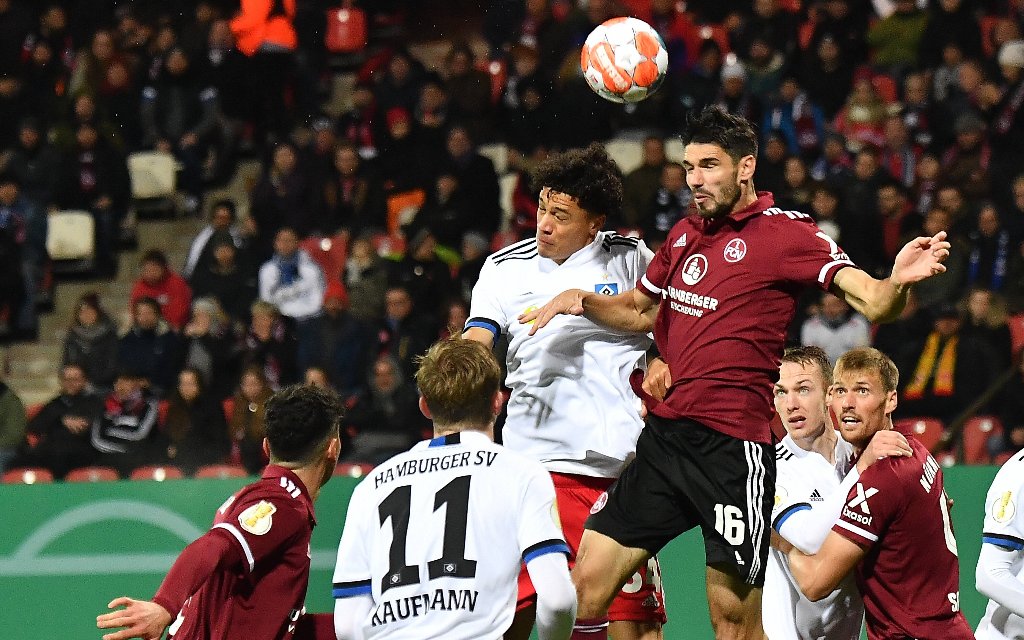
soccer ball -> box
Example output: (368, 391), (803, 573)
(581, 17), (668, 104)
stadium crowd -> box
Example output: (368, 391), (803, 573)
(2, 0), (1024, 479)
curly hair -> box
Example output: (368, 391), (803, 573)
(682, 106), (759, 162)
(264, 384), (343, 464)
(531, 143), (624, 219)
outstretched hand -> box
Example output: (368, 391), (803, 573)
(518, 289), (587, 336)
(96, 597), (172, 640)
(891, 231), (950, 286)
(857, 430), (913, 473)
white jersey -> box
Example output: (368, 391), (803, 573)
(332, 431), (569, 640)
(465, 232), (654, 477)
(977, 450), (1024, 640)
(765, 434), (864, 640)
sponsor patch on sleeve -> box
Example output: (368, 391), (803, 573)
(239, 500), (277, 535)
(993, 490), (1016, 524)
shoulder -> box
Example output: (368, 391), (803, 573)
(775, 440), (797, 463)
(750, 206), (818, 235)
(488, 238), (538, 267)
(598, 232), (641, 254)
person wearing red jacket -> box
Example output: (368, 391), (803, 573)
(129, 249), (193, 331)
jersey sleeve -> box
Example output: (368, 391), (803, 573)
(213, 494), (306, 574)
(518, 465), (570, 564)
(832, 464), (902, 548)
(465, 257), (508, 340)
(638, 235), (672, 297)
(983, 465), (1024, 551)
(771, 460), (811, 531)
(332, 483), (373, 599)
(774, 217), (856, 292)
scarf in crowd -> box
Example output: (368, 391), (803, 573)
(995, 80), (1024, 136)
(968, 230), (1010, 291)
(274, 252), (300, 286)
(904, 333), (957, 400)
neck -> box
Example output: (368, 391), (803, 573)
(276, 460), (327, 501)
(434, 423), (494, 440)
(853, 419), (895, 456)
(793, 423), (838, 464)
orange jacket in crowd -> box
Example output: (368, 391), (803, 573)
(230, 0), (298, 57)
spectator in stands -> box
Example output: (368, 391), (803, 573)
(182, 199), (245, 281)
(229, 0), (298, 143)
(667, 38), (723, 127)
(343, 235), (388, 324)
(914, 207), (967, 312)
(2, 118), (59, 210)
(0, 69), (28, 153)
(118, 297), (183, 396)
(62, 292), (119, 392)
(241, 300), (298, 390)
(130, 249), (193, 331)
(642, 161), (691, 251)
(98, 57), (142, 153)
(716, 58), (762, 127)
(158, 367), (230, 475)
(898, 301), (998, 424)
(776, 155), (816, 213)
(373, 47), (425, 115)
(755, 129), (788, 197)
(457, 231), (489, 303)
(942, 112), (992, 200)
(935, 59), (988, 150)
(442, 42), (492, 140)
(808, 182), (843, 243)
(0, 368), (26, 475)
(901, 71), (935, 151)
(249, 142), (316, 259)
(800, 32), (853, 120)
(809, 131), (853, 189)
(996, 356), (1024, 457)
(0, 170), (40, 338)
(833, 72), (888, 152)
(69, 29), (122, 98)
(376, 284), (436, 383)
(441, 124), (501, 239)
(201, 19), (248, 171)
(875, 181), (922, 263)
(90, 369), (161, 477)
(258, 226), (324, 344)
(303, 365), (333, 391)
(181, 297), (239, 401)
(388, 228), (455, 315)
(873, 289), (932, 375)
(55, 120), (130, 277)
(415, 74), (452, 156)
(867, 0), (927, 79)
(227, 363), (272, 474)
(800, 292), (871, 364)
(16, 363), (102, 478)
(502, 77), (555, 168)
(839, 148), (888, 276)
(337, 80), (380, 159)
(962, 286), (1013, 371)
(321, 141), (387, 237)
(189, 238), (257, 324)
(991, 40), (1024, 211)
(621, 136), (667, 230)
(302, 281), (370, 400)
(140, 47), (220, 215)
(762, 76), (826, 161)
(744, 33), (786, 104)
(50, 92), (123, 152)
(410, 171), (473, 249)
(375, 105), (430, 195)
(439, 297), (469, 340)
(344, 354), (430, 464)
(878, 115), (919, 190)
(919, 0), (982, 70)
(967, 202), (1013, 292)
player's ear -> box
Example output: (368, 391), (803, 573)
(418, 396), (432, 420)
(737, 154), (756, 183)
(262, 438), (270, 460)
(885, 389), (898, 416)
(491, 390), (504, 418)
(589, 213), (606, 233)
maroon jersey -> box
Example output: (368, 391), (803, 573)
(833, 437), (974, 639)
(637, 193), (854, 443)
(169, 466), (316, 640)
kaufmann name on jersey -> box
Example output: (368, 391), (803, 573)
(369, 587), (480, 627)
(465, 232), (654, 477)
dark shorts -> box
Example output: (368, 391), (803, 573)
(586, 414), (775, 586)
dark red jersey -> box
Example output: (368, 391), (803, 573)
(167, 466), (317, 640)
(637, 193), (854, 443)
(833, 437), (974, 639)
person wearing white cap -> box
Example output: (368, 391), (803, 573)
(992, 39), (1024, 211)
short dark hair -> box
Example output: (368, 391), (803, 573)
(211, 199), (236, 219)
(682, 106), (758, 162)
(781, 345), (833, 387)
(264, 385), (343, 464)
(140, 249), (168, 268)
(532, 143), (623, 219)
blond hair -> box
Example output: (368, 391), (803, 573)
(781, 345), (833, 387)
(834, 347), (899, 393)
(415, 339), (502, 428)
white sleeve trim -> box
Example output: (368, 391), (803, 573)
(640, 274), (662, 295)
(212, 522), (255, 572)
(817, 259), (855, 285)
(834, 519), (878, 542)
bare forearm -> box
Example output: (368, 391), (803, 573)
(787, 549), (833, 601)
(835, 271), (909, 324)
(580, 290), (654, 333)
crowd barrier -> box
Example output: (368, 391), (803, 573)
(0, 465), (996, 639)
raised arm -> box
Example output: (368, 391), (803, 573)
(832, 231), (949, 323)
(519, 287), (658, 335)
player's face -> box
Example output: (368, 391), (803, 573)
(682, 143), (746, 219)
(830, 368), (898, 450)
(774, 361), (830, 443)
(535, 187), (603, 264)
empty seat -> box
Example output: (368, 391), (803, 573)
(130, 465), (185, 481)
(2, 467), (54, 484)
(47, 210), (95, 273)
(127, 150), (177, 216)
(893, 417), (944, 452)
(962, 415), (1003, 465)
(335, 462), (375, 478)
(194, 464), (249, 479)
(65, 466), (120, 482)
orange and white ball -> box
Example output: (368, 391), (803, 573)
(581, 17), (668, 104)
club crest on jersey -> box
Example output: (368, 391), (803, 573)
(591, 491), (609, 514)
(595, 283), (618, 295)
(993, 490), (1016, 524)
(239, 500), (277, 535)
(723, 238), (747, 263)
(680, 254), (708, 286)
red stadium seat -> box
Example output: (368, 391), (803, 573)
(936, 451), (958, 467)
(2, 467), (54, 484)
(334, 462), (375, 478)
(871, 72), (898, 104)
(130, 465), (185, 481)
(963, 415), (1003, 465)
(158, 399), (169, 426)
(300, 233), (350, 285)
(222, 397), (235, 422)
(1008, 313), (1024, 357)
(65, 466), (120, 482)
(995, 451), (1016, 466)
(194, 464), (249, 479)
(894, 417), (945, 452)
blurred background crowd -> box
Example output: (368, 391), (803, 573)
(2, 0), (1024, 481)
